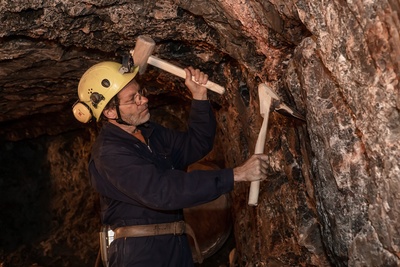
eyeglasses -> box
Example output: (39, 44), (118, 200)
(119, 88), (147, 106)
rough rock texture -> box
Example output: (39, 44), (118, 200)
(287, 1), (400, 265)
(0, 0), (399, 266)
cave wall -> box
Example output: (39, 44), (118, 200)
(287, 1), (400, 265)
(0, 0), (399, 266)
(0, 128), (100, 266)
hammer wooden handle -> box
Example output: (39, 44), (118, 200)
(146, 54), (225, 95)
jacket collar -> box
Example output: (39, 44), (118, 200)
(102, 121), (155, 141)
(138, 122), (155, 139)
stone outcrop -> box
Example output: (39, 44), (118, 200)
(0, 0), (399, 266)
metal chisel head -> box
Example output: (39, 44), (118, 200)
(259, 83), (306, 121)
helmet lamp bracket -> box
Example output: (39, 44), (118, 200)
(119, 54), (135, 74)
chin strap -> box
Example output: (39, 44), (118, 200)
(114, 105), (131, 126)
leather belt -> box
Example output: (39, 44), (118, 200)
(113, 221), (203, 263)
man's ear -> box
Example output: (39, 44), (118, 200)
(103, 107), (117, 120)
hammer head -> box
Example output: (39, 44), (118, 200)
(131, 35), (156, 75)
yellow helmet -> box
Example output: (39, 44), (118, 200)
(72, 61), (139, 123)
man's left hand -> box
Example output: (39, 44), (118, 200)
(184, 66), (208, 100)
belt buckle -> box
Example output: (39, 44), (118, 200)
(100, 226), (115, 267)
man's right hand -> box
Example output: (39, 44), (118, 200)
(233, 154), (269, 182)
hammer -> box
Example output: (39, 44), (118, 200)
(130, 35), (225, 94)
(248, 83), (305, 206)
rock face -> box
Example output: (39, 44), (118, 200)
(0, 0), (399, 266)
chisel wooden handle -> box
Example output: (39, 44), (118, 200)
(248, 115), (269, 206)
(248, 86), (272, 206)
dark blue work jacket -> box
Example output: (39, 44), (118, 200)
(89, 100), (234, 266)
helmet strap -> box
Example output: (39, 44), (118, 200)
(114, 105), (131, 126)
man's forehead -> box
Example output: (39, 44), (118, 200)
(126, 79), (139, 88)
(120, 79), (139, 95)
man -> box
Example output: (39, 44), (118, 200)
(73, 61), (268, 266)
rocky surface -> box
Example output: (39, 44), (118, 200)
(0, 0), (399, 266)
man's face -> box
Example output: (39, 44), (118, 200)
(116, 79), (150, 126)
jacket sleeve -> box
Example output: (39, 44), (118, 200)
(155, 100), (217, 169)
(94, 149), (234, 210)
